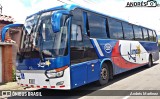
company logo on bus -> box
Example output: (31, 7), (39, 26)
(104, 43), (112, 53)
(37, 60), (51, 68)
(128, 44), (141, 62)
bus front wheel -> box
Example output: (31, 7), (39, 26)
(98, 63), (109, 85)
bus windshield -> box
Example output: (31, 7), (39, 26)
(20, 11), (68, 59)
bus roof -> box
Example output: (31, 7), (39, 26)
(26, 4), (155, 31)
(26, 4), (127, 22)
(26, 4), (77, 19)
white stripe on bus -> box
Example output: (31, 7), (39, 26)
(92, 38), (104, 56)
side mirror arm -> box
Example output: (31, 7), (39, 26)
(1, 24), (23, 42)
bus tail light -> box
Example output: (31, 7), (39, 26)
(45, 66), (68, 78)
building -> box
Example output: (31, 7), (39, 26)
(0, 14), (21, 83)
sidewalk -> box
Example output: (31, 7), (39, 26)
(0, 82), (39, 90)
(0, 82), (24, 90)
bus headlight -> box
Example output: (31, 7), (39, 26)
(45, 66), (68, 78)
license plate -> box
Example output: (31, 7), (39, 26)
(29, 79), (35, 84)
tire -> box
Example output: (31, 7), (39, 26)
(146, 55), (153, 68)
(98, 63), (109, 85)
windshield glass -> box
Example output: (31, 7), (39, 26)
(19, 11), (69, 59)
(36, 12), (68, 57)
(20, 15), (39, 51)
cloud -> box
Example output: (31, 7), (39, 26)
(1, 0), (30, 23)
(0, 0), (63, 23)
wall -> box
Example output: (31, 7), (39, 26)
(0, 23), (6, 30)
(1, 44), (13, 83)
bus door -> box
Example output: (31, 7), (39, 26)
(70, 24), (99, 88)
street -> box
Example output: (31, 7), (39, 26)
(6, 58), (160, 99)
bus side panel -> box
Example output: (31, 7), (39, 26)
(70, 63), (87, 89)
(119, 40), (148, 65)
(70, 59), (101, 89)
(111, 57), (127, 74)
(86, 59), (100, 83)
(139, 42), (159, 61)
(111, 40), (149, 74)
(94, 39), (146, 75)
(152, 51), (159, 62)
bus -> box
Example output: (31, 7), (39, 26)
(1, 4), (159, 90)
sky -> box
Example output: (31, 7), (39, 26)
(0, 0), (160, 34)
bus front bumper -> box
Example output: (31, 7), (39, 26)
(16, 68), (71, 90)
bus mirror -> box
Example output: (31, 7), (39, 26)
(1, 24), (23, 42)
(51, 11), (70, 33)
(51, 13), (63, 33)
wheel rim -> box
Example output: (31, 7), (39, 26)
(101, 68), (108, 80)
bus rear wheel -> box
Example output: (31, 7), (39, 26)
(98, 63), (109, 85)
(147, 55), (153, 68)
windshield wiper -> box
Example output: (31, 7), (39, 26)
(39, 50), (45, 62)
(39, 33), (45, 62)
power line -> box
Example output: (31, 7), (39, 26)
(67, 0), (84, 7)
(57, 0), (68, 4)
(57, 0), (109, 17)
(83, 0), (95, 4)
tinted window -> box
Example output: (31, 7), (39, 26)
(71, 11), (98, 64)
(148, 30), (154, 41)
(108, 18), (123, 39)
(72, 9), (83, 22)
(122, 22), (134, 40)
(142, 28), (149, 41)
(70, 34), (98, 64)
(133, 26), (143, 40)
(71, 24), (82, 41)
(87, 12), (108, 39)
(153, 30), (157, 42)
(72, 9), (83, 33)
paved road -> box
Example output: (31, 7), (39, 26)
(8, 58), (160, 99)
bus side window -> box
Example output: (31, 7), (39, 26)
(83, 12), (90, 36)
(142, 28), (149, 41)
(71, 24), (82, 41)
(108, 18), (123, 39)
(122, 22), (134, 40)
(133, 25), (143, 41)
(153, 31), (157, 42)
(148, 30), (154, 42)
(87, 12), (108, 39)
(70, 23), (84, 63)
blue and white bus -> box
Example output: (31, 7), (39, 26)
(1, 4), (159, 90)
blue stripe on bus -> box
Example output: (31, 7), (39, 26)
(139, 41), (159, 52)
